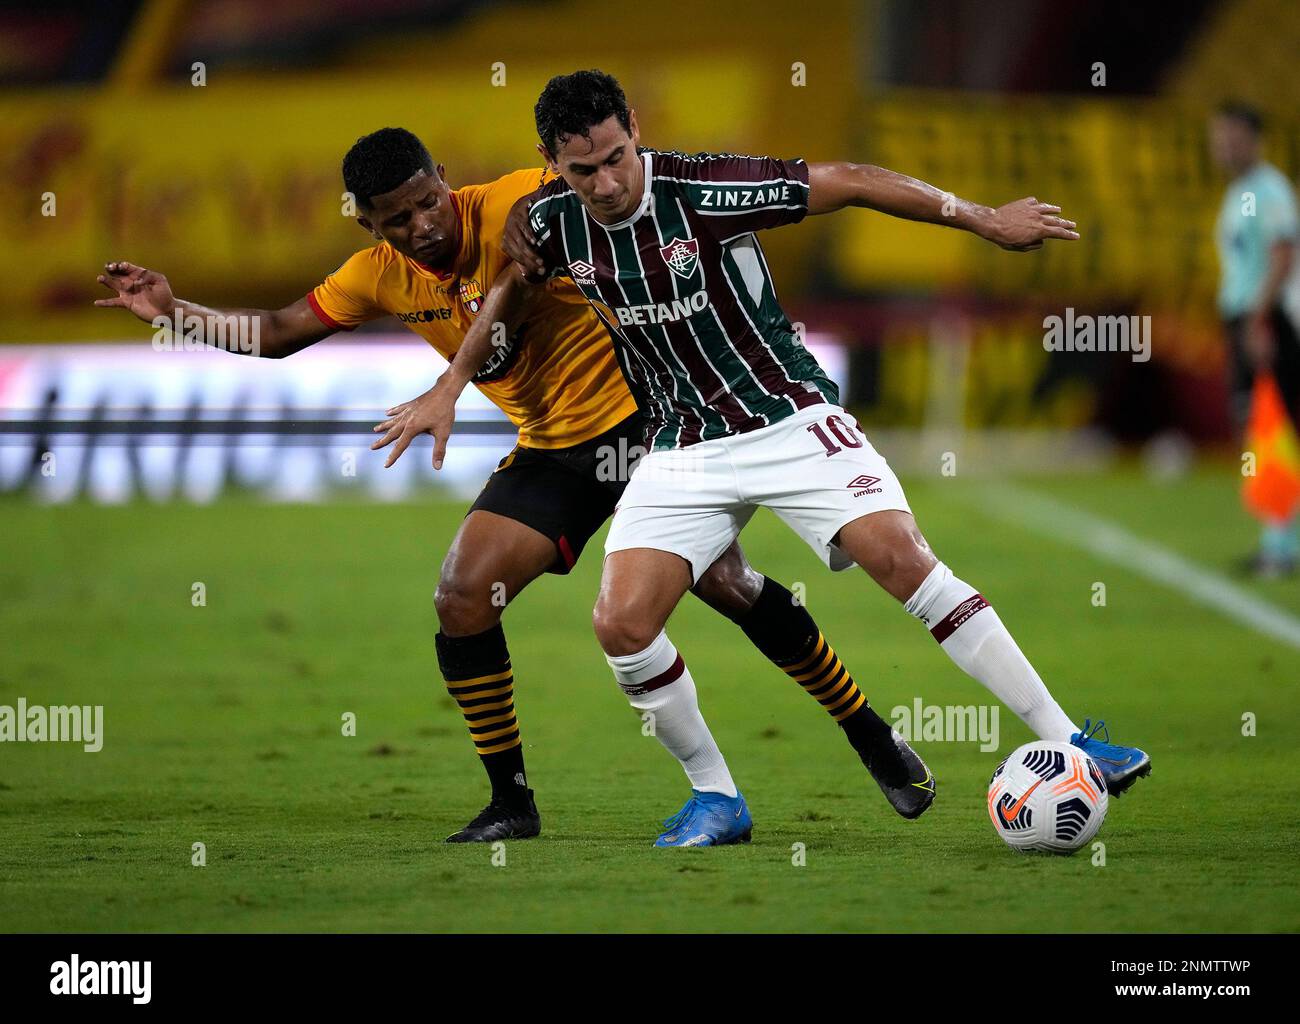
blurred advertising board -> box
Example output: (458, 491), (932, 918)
(0, 335), (847, 503)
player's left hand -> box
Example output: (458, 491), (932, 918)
(370, 379), (458, 470)
(503, 194), (548, 281)
(982, 198), (1079, 251)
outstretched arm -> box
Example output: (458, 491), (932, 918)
(806, 162), (1079, 251)
(94, 261), (333, 358)
(370, 265), (536, 469)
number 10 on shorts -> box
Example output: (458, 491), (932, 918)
(806, 414), (863, 457)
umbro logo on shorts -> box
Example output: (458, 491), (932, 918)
(847, 474), (882, 496)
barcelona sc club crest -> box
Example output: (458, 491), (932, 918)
(459, 279), (485, 315)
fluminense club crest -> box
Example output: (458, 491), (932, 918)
(659, 237), (699, 280)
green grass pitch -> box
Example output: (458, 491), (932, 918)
(2, 468), (1297, 932)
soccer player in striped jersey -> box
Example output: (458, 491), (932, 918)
(98, 127), (933, 849)
(384, 71), (1152, 845)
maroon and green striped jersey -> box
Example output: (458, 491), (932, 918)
(527, 149), (839, 450)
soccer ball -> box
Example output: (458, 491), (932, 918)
(987, 740), (1108, 854)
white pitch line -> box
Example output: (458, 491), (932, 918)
(976, 483), (1300, 652)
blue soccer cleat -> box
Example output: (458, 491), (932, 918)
(653, 789), (753, 847)
(1070, 719), (1151, 796)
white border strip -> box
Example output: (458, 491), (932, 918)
(980, 484), (1300, 651)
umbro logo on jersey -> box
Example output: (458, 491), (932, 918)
(568, 259), (596, 285)
(659, 237), (699, 280)
(847, 474), (882, 496)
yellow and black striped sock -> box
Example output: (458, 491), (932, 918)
(783, 631), (867, 722)
(435, 625), (528, 804)
(736, 577), (894, 752)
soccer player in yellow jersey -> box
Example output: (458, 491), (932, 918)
(96, 128), (933, 846)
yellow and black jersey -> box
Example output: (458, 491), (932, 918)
(308, 167), (639, 449)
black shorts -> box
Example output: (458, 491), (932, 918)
(468, 414), (646, 574)
(1226, 307), (1300, 433)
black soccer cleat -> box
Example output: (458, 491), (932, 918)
(445, 789), (541, 843)
(859, 728), (936, 820)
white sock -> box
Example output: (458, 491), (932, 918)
(905, 562), (1079, 741)
(606, 631), (738, 797)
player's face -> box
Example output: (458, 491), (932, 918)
(358, 166), (458, 268)
(541, 111), (643, 224)
(1208, 116), (1257, 174)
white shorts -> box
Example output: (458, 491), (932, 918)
(605, 404), (911, 582)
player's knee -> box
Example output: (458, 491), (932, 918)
(855, 519), (937, 601)
(434, 572), (503, 636)
(691, 556), (764, 621)
(889, 546), (939, 600)
(592, 599), (660, 657)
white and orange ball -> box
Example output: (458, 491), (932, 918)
(988, 741), (1108, 854)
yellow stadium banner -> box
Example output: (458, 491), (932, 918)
(0, 60), (779, 343)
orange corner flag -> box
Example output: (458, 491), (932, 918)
(1243, 372), (1300, 522)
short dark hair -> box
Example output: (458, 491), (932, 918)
(534, 70), (632, 155)
(342, 128), (435, 208)
(1216, 100), (1263, 136)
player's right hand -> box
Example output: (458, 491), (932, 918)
(982, 198), (1079, 251)
(370, 379), (458, 471)
(502, 195), (548, 282)
(94, 261), (177, 322)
